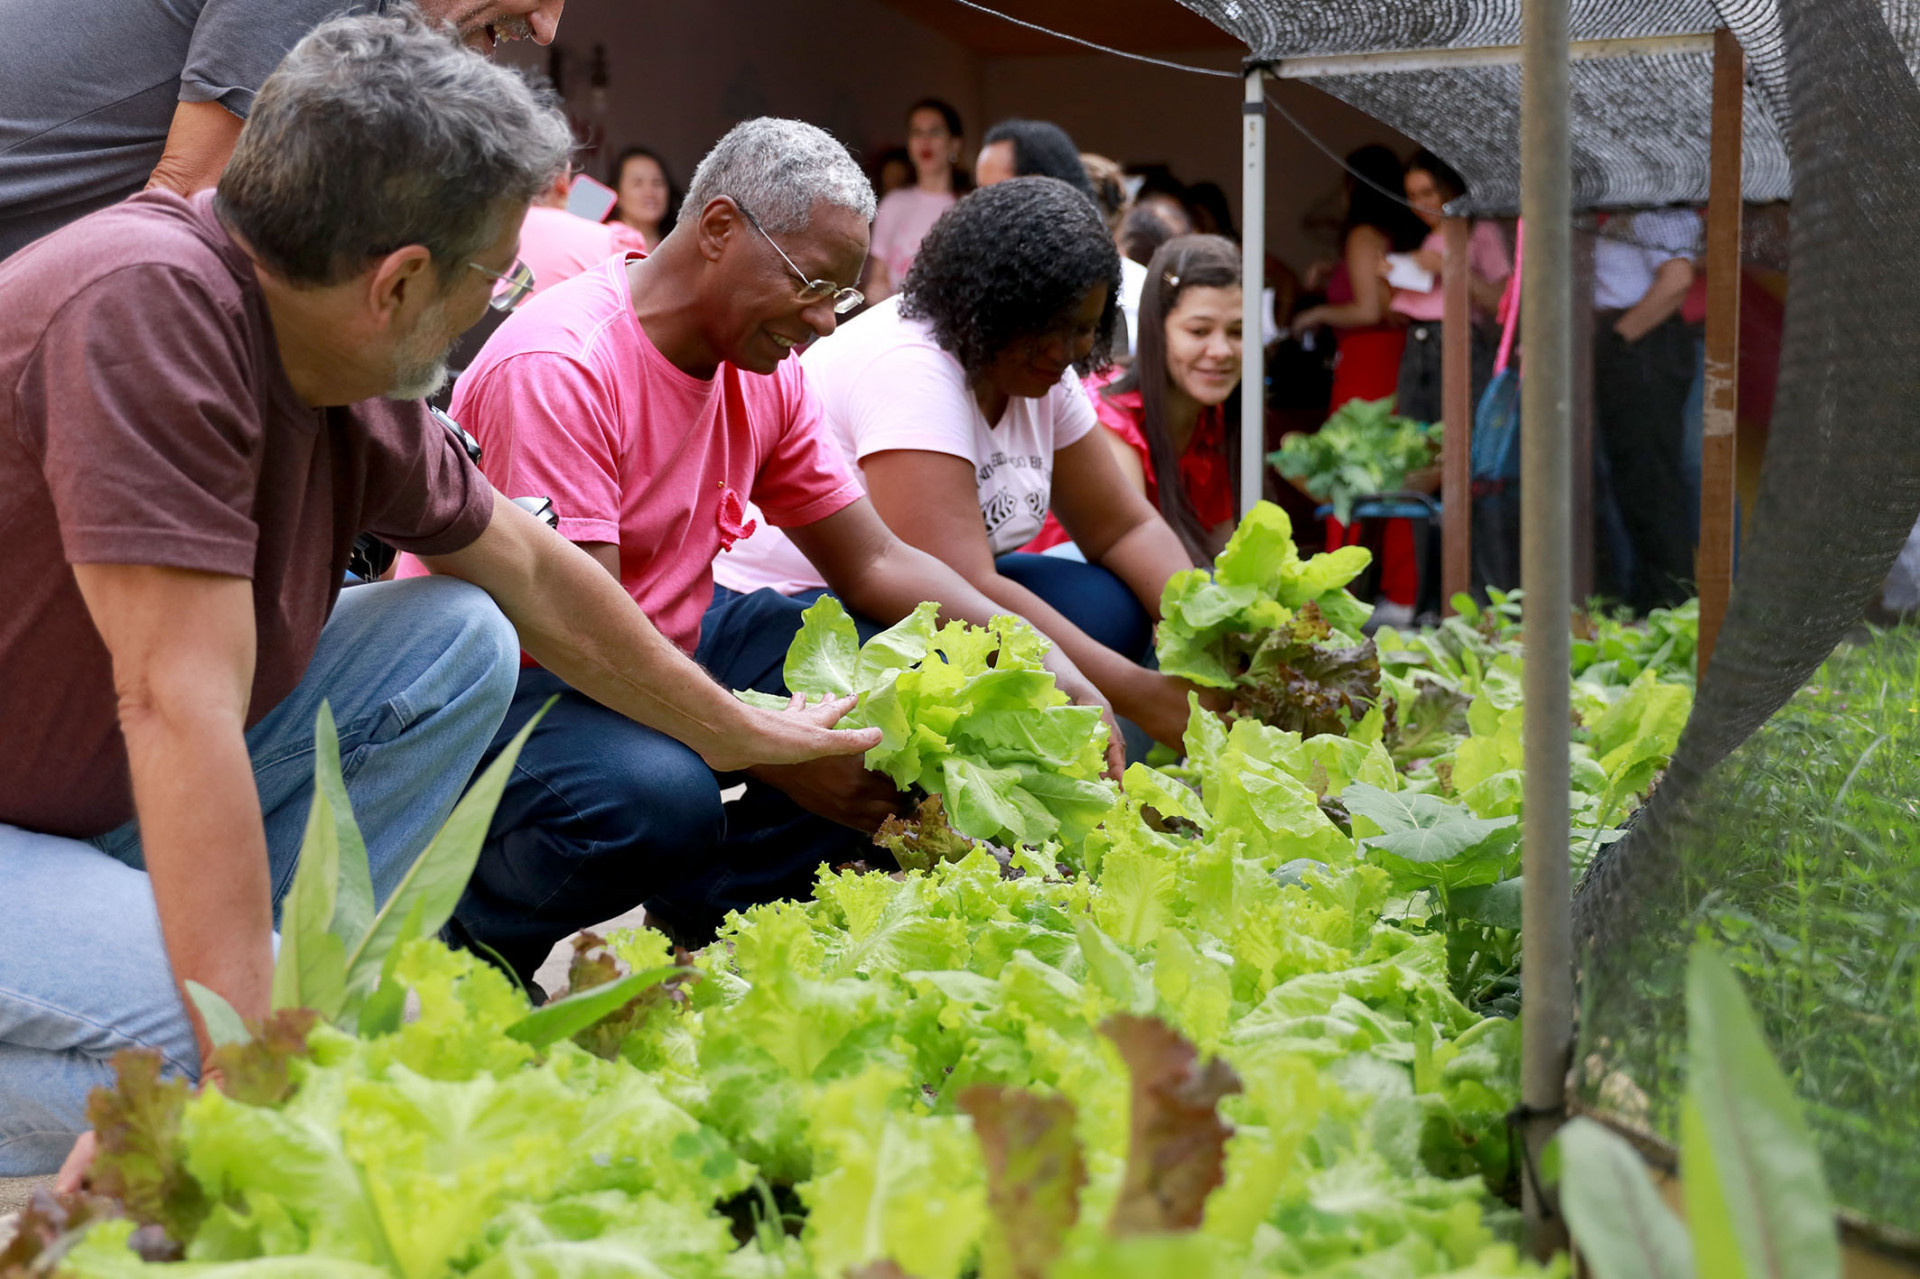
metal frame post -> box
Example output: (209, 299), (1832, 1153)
(1519, 0), (1574, 1257)
(1240, 65), (1268, 519)
(1441, 216), (1474, 610)
(1697, 28), (1744, 677)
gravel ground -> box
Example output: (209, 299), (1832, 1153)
(1, 1175), (48, 1248)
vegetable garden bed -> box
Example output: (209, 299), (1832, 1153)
(12, 504), (1907, 1278)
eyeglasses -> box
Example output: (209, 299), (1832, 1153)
(469, 257), (536, 311)
(733, 200), (864, 315)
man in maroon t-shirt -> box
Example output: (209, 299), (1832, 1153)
(0, 13), (876, 1177)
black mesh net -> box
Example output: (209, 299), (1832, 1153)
(1179, 0), (1920, 1238)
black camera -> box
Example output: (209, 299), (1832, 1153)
(346, 407), (559, 582)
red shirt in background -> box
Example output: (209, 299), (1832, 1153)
(1025, 369), (1234, 553)
(0, 190), (494, 838)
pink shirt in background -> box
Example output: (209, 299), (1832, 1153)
(1390, 221), (1511, 323)
(516, 204), (619, 297)
(607, 222), (652, 255)
(401, 255), (863, 654)
(869, 187), (955, 287)
(714, 296), (1097, 597)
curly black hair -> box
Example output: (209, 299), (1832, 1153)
(898, 176), (1121, 379)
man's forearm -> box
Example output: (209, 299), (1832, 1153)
(122, 706), (273, 1060)
(498, 523), (756, 760)
(832, 541), (1118, 700)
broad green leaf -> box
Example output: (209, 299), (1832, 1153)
(339, 701), (551, 1018)
(356, 896), (429, 1039)
(1683, 943), (1842, 1279)
(1344, 783), (1518, 865)
(1556, 1117), (1692, 1279)
(184, 981), (251, 1048)
(505, 965), (686, 1048)
(1120, 763), (1209, 827)
(1214, 500), (1297, 587)
(312, 706), (374, 952)
(785, 594), (860, 700)
(272, 704), (348, 1015)
(734, 687), (790, 710)
(1450, 877), (1524, 930)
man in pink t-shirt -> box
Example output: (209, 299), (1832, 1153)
(433, 119), (1111, 974)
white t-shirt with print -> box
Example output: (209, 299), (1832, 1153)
(713, 296), (1098, 596)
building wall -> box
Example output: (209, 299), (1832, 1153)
(979, 49), (1412, 270)
(499, 0), (984, 200)
(506, 0), (1414, 274)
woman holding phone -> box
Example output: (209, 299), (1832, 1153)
(1388, 148), (1510, 426)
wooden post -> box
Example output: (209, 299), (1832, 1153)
(1698, 27), (1743, 678)
(1441, 215), (1473, 612)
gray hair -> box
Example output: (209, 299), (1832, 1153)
(216, 9), (572, 286)
(683, 118), (876, 234)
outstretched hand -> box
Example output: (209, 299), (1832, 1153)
(754, 754), (906, 833)
(698, 692), (881, 774)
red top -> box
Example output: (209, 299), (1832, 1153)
(1025, 369), (1234, 551)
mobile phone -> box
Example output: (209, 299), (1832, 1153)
(566, 173), (619, 223)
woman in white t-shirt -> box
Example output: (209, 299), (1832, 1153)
(717, 177), (1202, 748)
(863, 98), (968, 304)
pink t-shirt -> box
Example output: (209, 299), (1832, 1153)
(870, 187), (955, 286)
(517, 205), (620, 297)
(1390, 222), (1511, 323)
(402, 255), (863, 654)
(714, 296), (1098, 597)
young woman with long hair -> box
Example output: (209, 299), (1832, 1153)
(1028, 234), (1243, 565)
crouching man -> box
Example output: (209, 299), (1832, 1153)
(0, 14), (874, 1175)
(408, 118), (1118, 975)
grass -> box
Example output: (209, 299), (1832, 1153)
(1580, 627), (1920, 1232)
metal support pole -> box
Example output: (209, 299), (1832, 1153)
(1240, 66), (1268, 519)
(1519, 0), (1573, 1258)
(1571, 227), (1596, 604)
(1698, 28), (1744, 678)
(1441, 216), (1473, 611)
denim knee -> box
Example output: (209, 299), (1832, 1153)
(416, 576), (521, 721)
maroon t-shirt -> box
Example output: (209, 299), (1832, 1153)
(0, 189), (496, 838)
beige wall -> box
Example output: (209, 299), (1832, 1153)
(507, 0), (1413, 274)
(499, 0), (984, 200)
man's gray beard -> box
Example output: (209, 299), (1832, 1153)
(385, 299), (456, 401)
(386, 357), (451, 402)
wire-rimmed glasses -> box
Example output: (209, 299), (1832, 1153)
(470, 257), (536, 312)
(733, 200), (865, 315)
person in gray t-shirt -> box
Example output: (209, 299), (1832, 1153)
(0, 0), (565, 261)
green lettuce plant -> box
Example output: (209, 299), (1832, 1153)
(1269, 394), (1439, 524)
(1156, 501), (1383, 737)
(745, 597), (1117, 850)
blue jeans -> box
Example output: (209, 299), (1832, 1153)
(446, 586), (882, 980)
(0, 576), (519, 1175)
(449, 556), (1154, 979)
